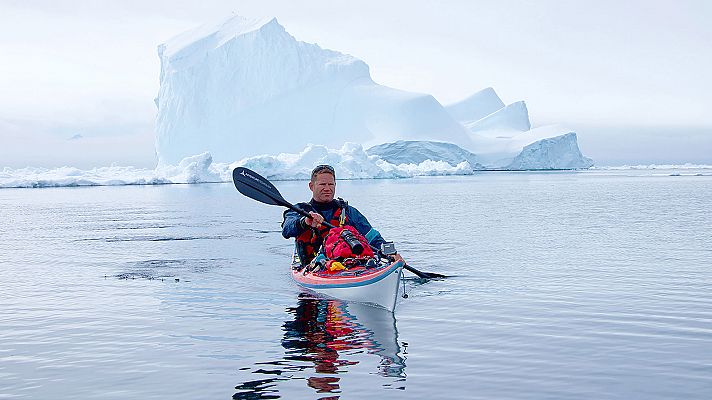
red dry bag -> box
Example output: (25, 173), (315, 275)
(323, 226), (375, 260)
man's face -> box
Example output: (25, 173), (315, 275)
(309, 172), (336, 203)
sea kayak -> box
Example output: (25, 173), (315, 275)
(291, 256), (404, 312)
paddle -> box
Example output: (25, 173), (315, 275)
(232, 167), (447, 279)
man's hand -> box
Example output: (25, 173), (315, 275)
(392, 253), (405, 264)
(304, 211), (325, 228)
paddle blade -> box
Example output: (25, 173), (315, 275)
(232, 167), (288, 207)
(404, 264), (447, 279)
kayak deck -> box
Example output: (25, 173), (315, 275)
(291, 258), (404, 312)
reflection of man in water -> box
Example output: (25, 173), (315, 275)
(282, 297), (406, 394)
(283, 298), (357, 393)
(233, 297), (405, 399)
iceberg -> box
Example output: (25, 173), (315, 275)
(444, 87), (506, 124)
(463, 101), (531, 134)
(464, 125), (593, 169)
(155, 15), (590, 170)
(506, 132), (593, 170)
(0, 145), (484, 189)
(367, 141), (484, 170)
(2, 146), (706, 189)
(444, 88), (592, 169)
(0, 153), (227, 188)
(237, 143), (478, 180)
(367, 135), (592, 171)
(1, 14), (599, 190)
(155, 15), (470, 166)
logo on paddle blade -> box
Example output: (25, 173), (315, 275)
(239, 169), (272, 191)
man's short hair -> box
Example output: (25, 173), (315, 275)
(311, 164), (335, 182)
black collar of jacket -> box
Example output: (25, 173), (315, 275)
(309, 198), (347, 212)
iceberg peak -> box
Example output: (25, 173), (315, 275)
(159, 15), (282, 61)
(465, 100), (531, 133)
(445, 87), (505, 123)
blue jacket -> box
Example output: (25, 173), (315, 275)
(281, 198), (386, 249)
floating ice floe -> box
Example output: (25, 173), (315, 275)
(1, 146), (707, 189)
(0, 144), (475, 189)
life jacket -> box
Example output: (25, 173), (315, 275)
(323, 225), (375, 260)
(295, 198), (348, 265)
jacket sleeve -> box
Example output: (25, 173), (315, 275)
(347, 205), (386, 248)
(282, 208), (306, 239)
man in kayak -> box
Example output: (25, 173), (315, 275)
(282, 164), (405, 266)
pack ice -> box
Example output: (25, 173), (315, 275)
(155, 15), (593, 170)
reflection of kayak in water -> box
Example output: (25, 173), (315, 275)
(282, 297), (406, 394)
(291, 253), (405, 312)
(234, 296), (406, 399)
(338, 299), (404, 377)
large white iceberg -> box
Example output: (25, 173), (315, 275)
(155, 16), (470, 166)
(155, 15), (592, 170)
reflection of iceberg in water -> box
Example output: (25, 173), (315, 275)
(233, 295), (406, 399)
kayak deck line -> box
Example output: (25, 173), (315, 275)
(294, 261), (404, 289)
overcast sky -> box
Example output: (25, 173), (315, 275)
(1, 0), (710, 168)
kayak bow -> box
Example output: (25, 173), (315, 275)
(291, 257), (404, 312)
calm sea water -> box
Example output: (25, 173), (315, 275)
(1, 170), (711, 399)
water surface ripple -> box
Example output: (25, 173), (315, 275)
(1, 172), (711, 399)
